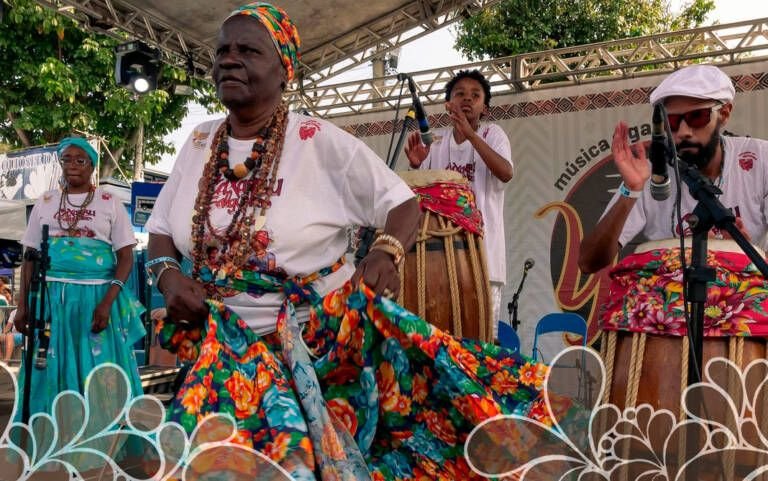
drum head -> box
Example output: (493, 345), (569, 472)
(635, 238), (765, 257)
(397, 169), (467, 188)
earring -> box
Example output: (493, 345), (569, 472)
(58, 176), (68, 189)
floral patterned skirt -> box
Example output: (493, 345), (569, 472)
(157, 281), (560, 480)
(601, 244), (768, 337)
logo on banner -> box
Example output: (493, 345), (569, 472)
(537, 123), (652, 345)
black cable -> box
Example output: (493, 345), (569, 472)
(384, 77), (407, 167)
(664, 108), (724, 481)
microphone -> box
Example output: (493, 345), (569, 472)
(524, 258), (535, 271)
(650, 104), (672, 201)
(35, 225), (50, 370)
(406, 75), (433, 146)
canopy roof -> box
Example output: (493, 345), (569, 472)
(36, 0), (498, 86)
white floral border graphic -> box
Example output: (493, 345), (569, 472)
(465, 346), (768, 480)
(5, 349), (768, 480)
(0, 362), (297, 480)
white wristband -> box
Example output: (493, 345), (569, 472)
(618, 182), (641, 199)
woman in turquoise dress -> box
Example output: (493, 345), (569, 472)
(14, 137), (145, 418)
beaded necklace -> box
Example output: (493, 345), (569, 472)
(190, 102), (288, 297)
(57, 185), (95, 236)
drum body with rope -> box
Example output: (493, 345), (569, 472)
(599, 239), (768, 418)
(394, 170), (493, 342)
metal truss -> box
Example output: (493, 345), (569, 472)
(288, 17), (768, 118)
(34, 0), (216, 78)
(32, 0), (500, 84)
(298, 0), (502, 87)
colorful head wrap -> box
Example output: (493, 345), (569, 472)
(57, 137), (98, 167)
(226, 2), (301, 82)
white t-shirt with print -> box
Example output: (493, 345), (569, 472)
(146, 113), (415, 334)
(418, 124), (513, 284)
(22, 188), (136, 251)
(605, 136), (768, 249)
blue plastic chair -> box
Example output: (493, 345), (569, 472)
(532, 313), (587, 362)
(497, 321), (520, 352)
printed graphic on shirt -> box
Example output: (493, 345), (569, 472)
(192, 130), (210, 149)
(54, 207), (96, 238)
(211, 178), (284, 215)
(299, 119), (322, 140)
(447, 161), (475, 181)
(739, 151), (756, 171)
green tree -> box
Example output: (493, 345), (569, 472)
(455, 0), (715, 60)
(0, 0), (218, 178)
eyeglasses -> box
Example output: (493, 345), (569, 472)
(59, 157), (90, 166)
(667, 105), (722, 131)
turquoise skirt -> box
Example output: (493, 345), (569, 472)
(16, 237), (146, 418)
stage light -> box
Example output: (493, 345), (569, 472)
(115, 41), (161, 94)
(132, 76), (151, 93)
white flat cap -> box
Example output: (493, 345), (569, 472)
(649, 65), (735, 105)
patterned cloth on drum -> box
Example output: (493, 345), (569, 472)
(397, 170), (493, 342)
(599, 240), (768, 417)
(602, 240), (768, 337)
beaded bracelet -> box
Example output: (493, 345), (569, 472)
(110, 279), (125, 289)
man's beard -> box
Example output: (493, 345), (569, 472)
(677, 122), (721, 170)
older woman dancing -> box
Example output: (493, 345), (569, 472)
(146, 3), (557, 480)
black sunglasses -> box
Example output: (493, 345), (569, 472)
(667, 105), (722, 131)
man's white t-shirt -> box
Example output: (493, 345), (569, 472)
(146, 113), (415, 334)
(418, 124), (513, 284)
(605, 136), (768, 249)
(22, 188), (136, 251)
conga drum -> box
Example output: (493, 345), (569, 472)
(599, 239), (768, 418)
(395, 169), (493, 342)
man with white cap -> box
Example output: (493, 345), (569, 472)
(579, 64), (768, 273)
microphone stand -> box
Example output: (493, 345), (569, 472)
(387, 108), (416, 170)
(509, 265), (531, 332)
(21, 224), (50, 426)
(673, 157), (768, 385)
(355, 74), (413, 265)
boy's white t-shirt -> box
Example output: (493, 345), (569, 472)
(419, 124), (513, 284)
(146, 113), (415, 334)
(606, 136), (768, 249)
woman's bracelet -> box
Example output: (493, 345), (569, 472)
(371, 234), (405, 266)
(154, 264), (181, 290)
(145, 256), (182, 286)
(145, 256), (181, 271)
(110, 279), (125, 289)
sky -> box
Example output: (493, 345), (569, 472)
(154, 0), (768, 173)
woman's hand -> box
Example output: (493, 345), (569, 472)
(158, 269), (209, 328)
(351, 249), (401, 298)
(91, 300), (111, 333)
(13, 307), (27, 335)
